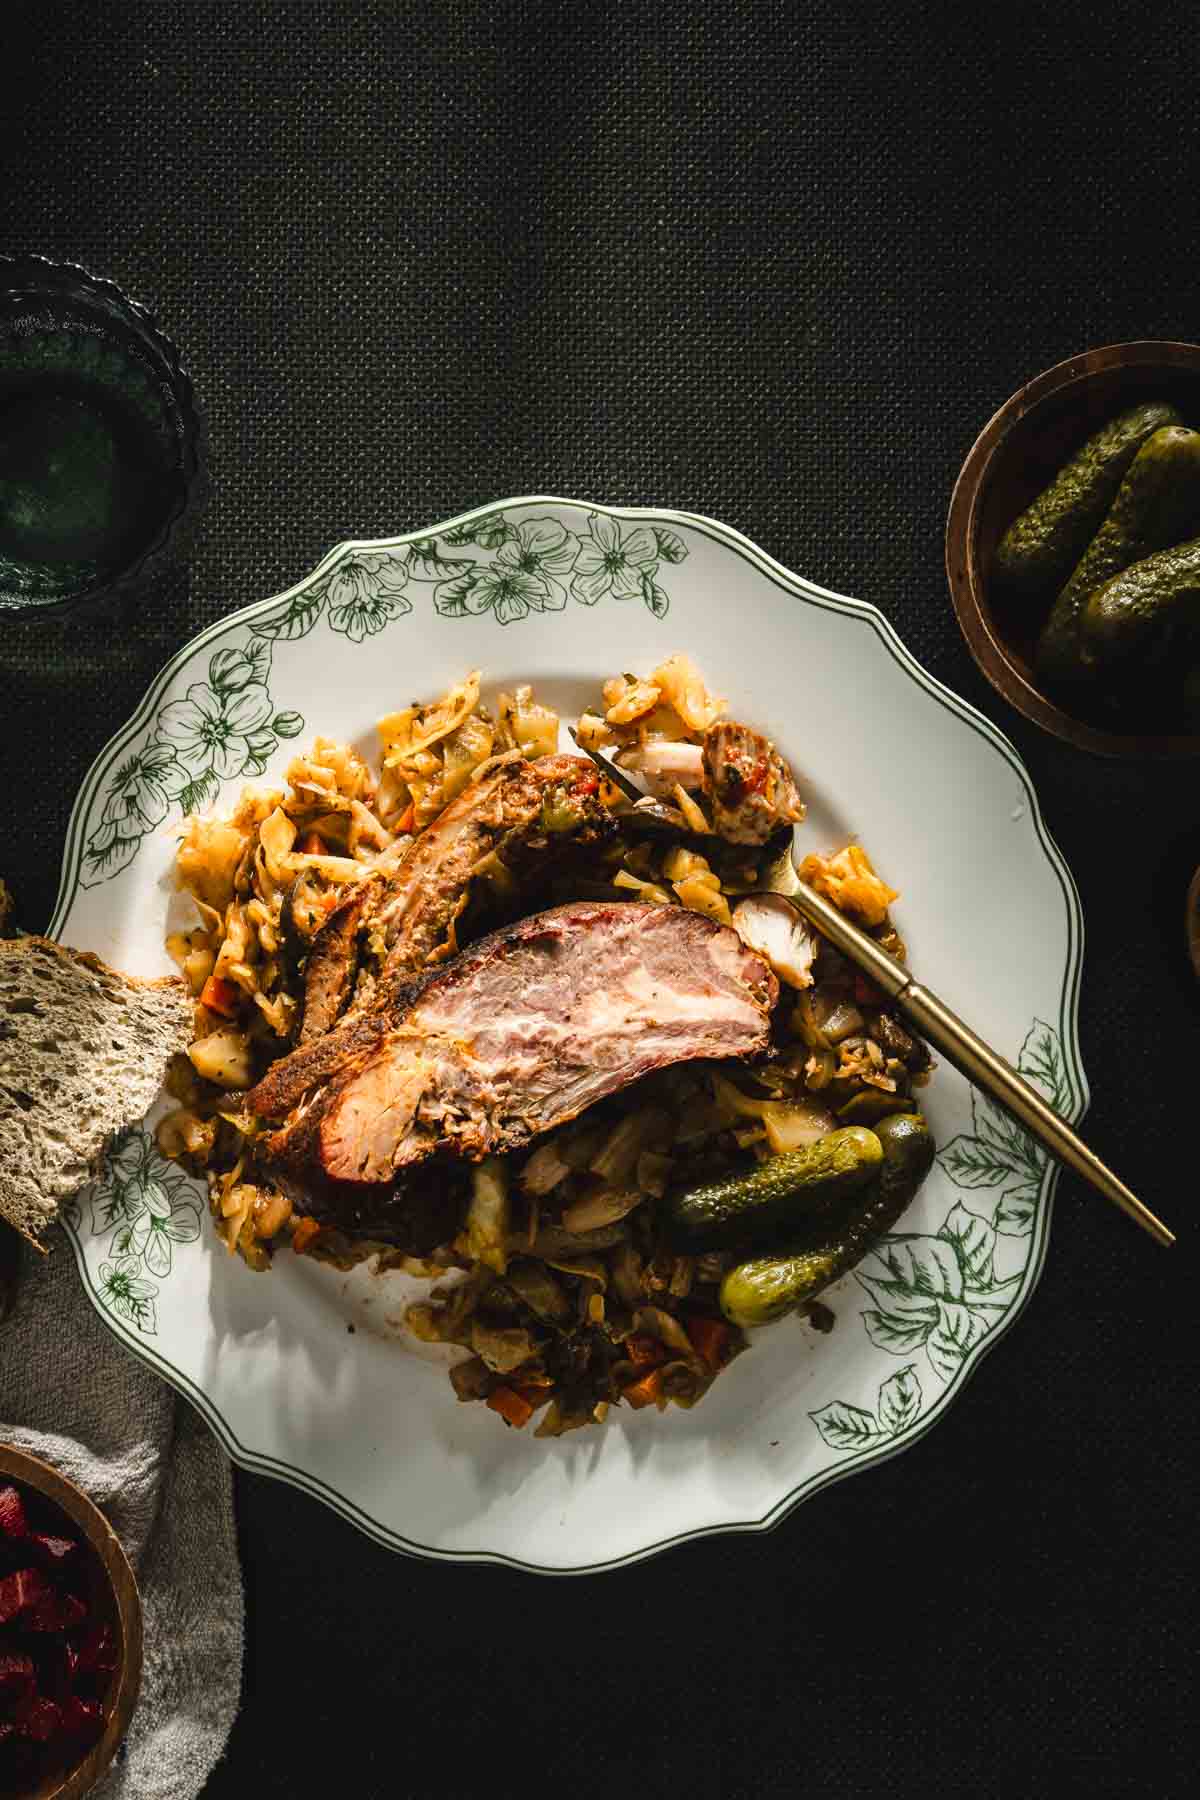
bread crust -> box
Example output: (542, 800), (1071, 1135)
(0, 937), (192, 1249)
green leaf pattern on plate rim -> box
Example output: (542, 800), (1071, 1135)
(811, 1020), (1064, 1450)
(88, 1126), (204, 1335)
(78, 511), (689, 887)
(80, 630), (303, 886)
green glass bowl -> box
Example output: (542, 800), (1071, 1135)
(0, 254), (207, 620)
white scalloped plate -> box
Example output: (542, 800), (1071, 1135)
(52, 498), (1086, 1573)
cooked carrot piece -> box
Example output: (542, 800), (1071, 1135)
(686, 1315), (731, 1371)
(199, 975), (240, 1017)
(513, 1383), (553, 1410)
(299, 831), (325, 855)
(290, 1218), (322, 1254)
(396, 802), (416, 835)
(486, 1386), (534, 1428)
(622, 1369), (664, 1410)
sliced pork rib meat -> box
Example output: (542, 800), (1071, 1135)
(292, 750), (612, 1049)
(701, 721), (806, 844)
(259, 901), (777, 1187)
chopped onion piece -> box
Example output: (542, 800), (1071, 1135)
(589, 1106), (672, 1183)
(465, 1157), (510, 1275)
(624, 740), (706, 789)
(822, 1001), (865, 1043)
(561, 1187), (644, 1233)
(634, 1306), (697, 1357)
(521, 1139), (571, 1196)
(470, 1321), (537, 1373)
(673, 784), (712, 834)
(732, 893), (817, 989)
(613, 869), (674, 906)
(543, 1253), (608, 1286)
(661, 846), (711, 882)
(188, 1029), (255, 1090)
(711, 1071), (768, 1120)
(575, 711), (615, 752)
(673, 875), (731, 926)
(761, 1099), (835, 1153)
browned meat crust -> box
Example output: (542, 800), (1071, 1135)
(296, 878), (376, 1044)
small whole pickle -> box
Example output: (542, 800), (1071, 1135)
(719, 1113), (934, 1328)
(994, 400), (1180, 603)
(661, 1125), (883, 1256)
(1079, 536), (1200, 673)
(1037, 426), (1200, 691)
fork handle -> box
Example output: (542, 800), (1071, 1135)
(898, 983), (1174, 1247)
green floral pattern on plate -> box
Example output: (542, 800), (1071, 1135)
(258, 548), (415, 643)
(433, 517), (574, 623)
(81, 635), (305, 883)
(937, 1020), (1067, 1236)
(811, 1021), (1064, 1450)
(810, 1365), (924, 1452)
(437, 510), (686, 621)
(88, 1127), (204, 1335)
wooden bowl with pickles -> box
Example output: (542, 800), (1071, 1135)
(946, 341), (1200, 757)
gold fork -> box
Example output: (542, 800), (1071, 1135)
(571, 732), (1174, 1249)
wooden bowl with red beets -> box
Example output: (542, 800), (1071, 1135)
(0, 1444), (142, 1799)
(946, 340), (1200, 757)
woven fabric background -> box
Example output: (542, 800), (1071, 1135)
(3, 3), (1197, 1795)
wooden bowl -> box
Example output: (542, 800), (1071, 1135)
(0, 1444), (142, 1799)
(1186, 865), (1200, 983)
(946, 341), (1200, 756)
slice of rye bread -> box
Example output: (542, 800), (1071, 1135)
(0, 937), (192, 1248)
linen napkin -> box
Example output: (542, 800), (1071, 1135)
(0, 1227), (243, 1798)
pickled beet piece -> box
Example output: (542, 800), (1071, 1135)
(25, 1587), (88, 1633)
(12, 1691), (63, 1743)
(48, 1636), (80, 1694)
(29, 1531), (77, 1564)
(0, 1566), (52, 1623)
(58, 1692), (103, 1737)
(73, 1620), (116, 1676)
(0, 1484), (28, 1539)
(0, 1650), (35, 1699)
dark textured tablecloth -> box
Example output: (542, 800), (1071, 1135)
(4, 3), (1197, 1794)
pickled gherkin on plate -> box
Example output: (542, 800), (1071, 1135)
(718, 1114), (935, 1328)
(661, 1125), (883, 1255)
